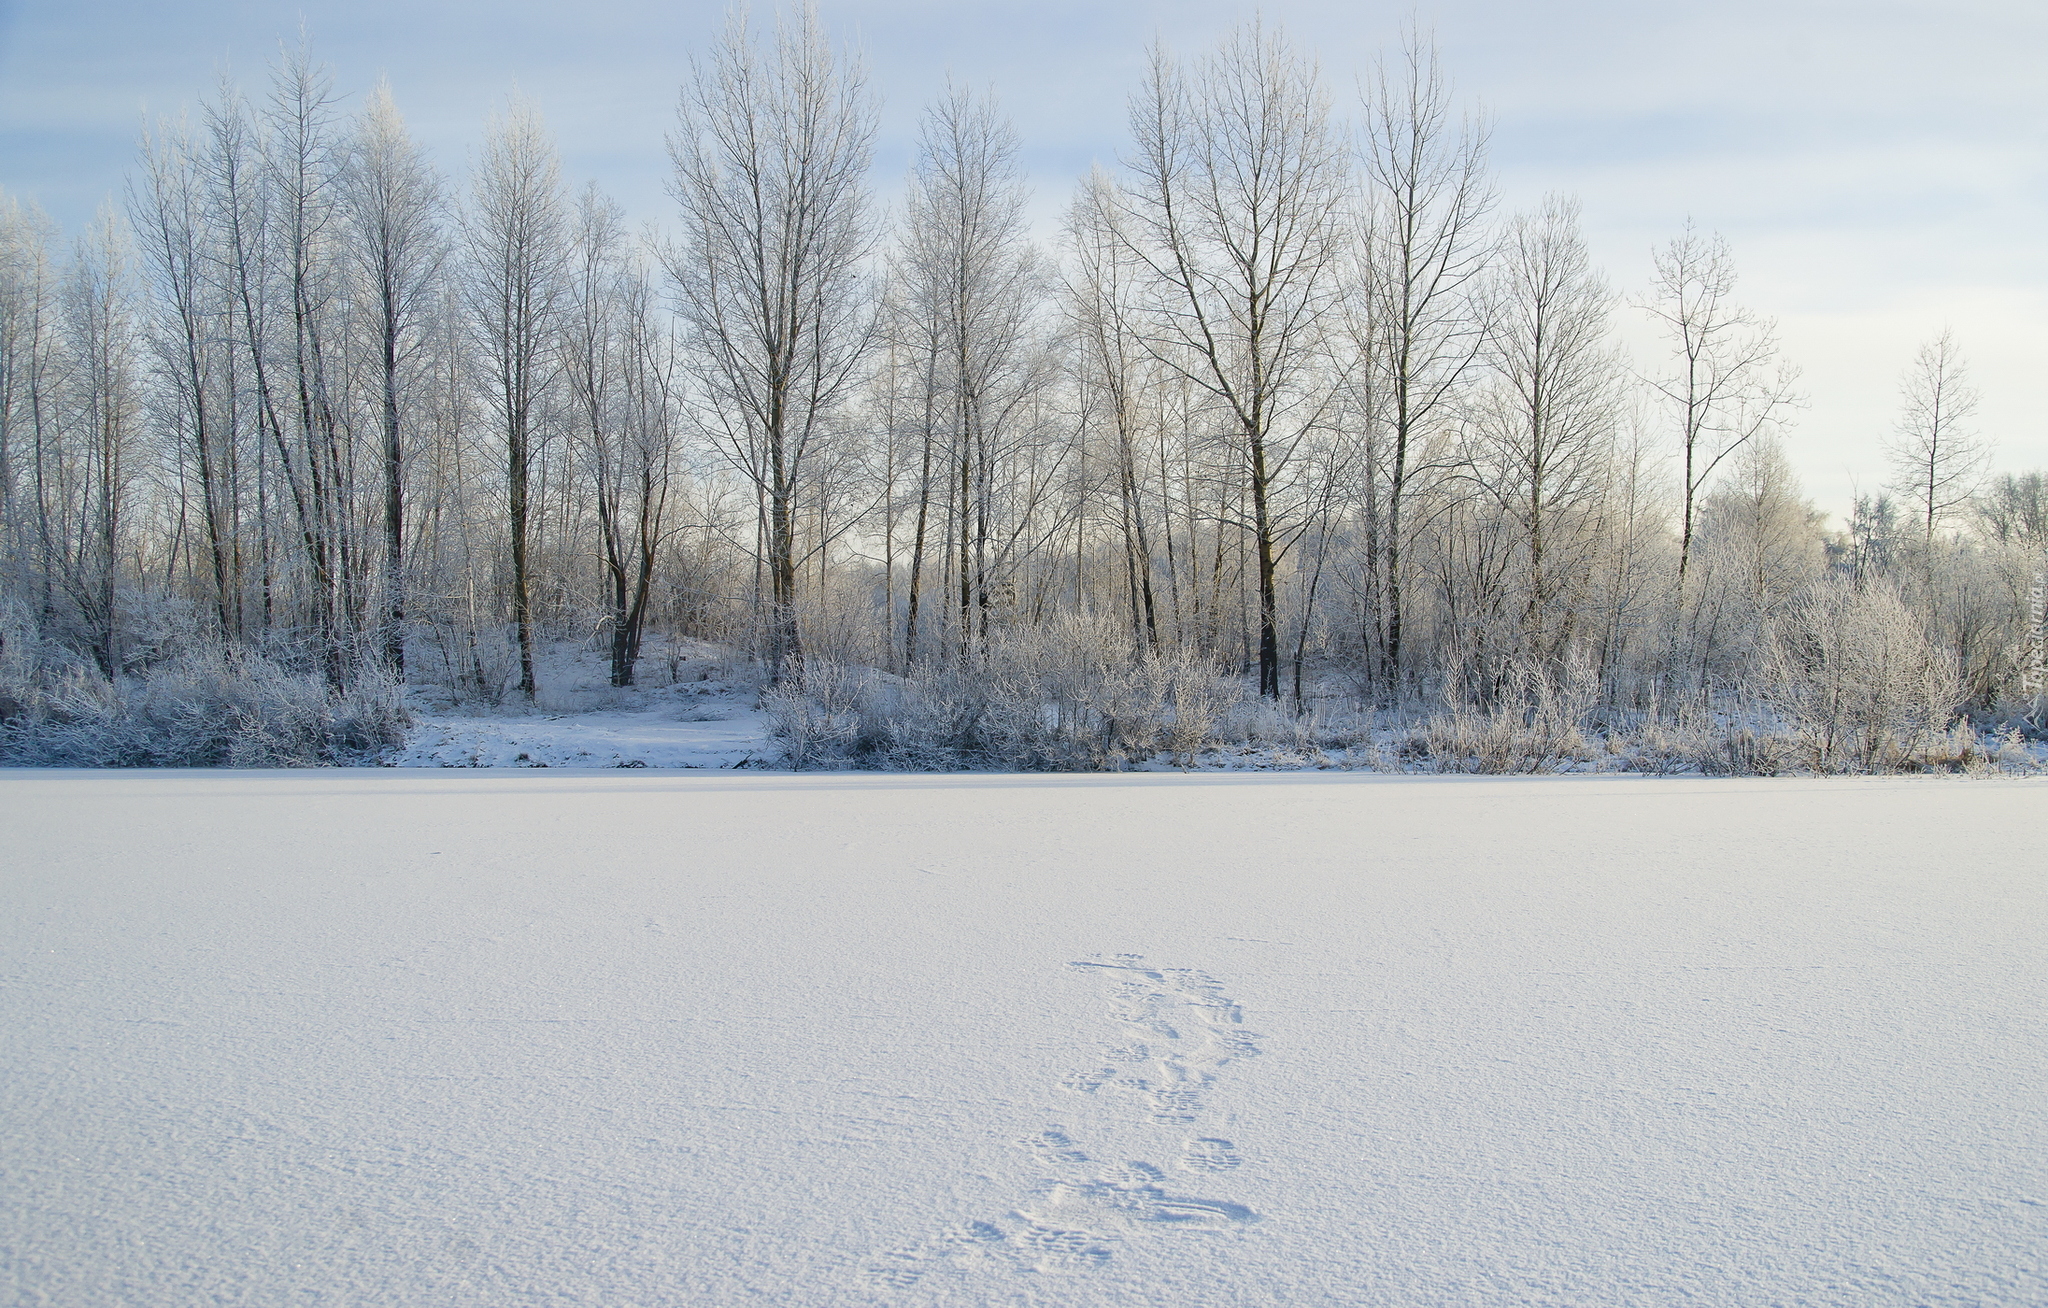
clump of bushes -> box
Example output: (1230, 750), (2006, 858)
(765, 615), (1243, 770)
(1760, 579), (1968, 772)
(764, 582), (2044, 776)
(0, 645), (409, 768)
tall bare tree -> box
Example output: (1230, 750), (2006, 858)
(1639, 223), (1799, 585)
(667, 6), (877, 683)
(265, 47), (358, 685)
(201, 75), (292, 639)
(1115, 23), (1348, 696)
(465, 99), (565, 699)
(56, 209), (143, 676)
(1464, 195), (1620, 675)
(1355, 32), (1493, 694)
(563, 186), (679, 686)
(0, 197), (62, 614)
(1067, 167), (1159, 652)
(893, 85), (1048, 662)
(132, 117), (246, 641)
(345, 81), (444, 675)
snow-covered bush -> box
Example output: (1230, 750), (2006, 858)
(765, 616), (1245, 770)
(1762, 580), (1965, 772)
(0, 648), (409, 768)
(763, 661), (886, 769)
(1382, 657), (1599, 774)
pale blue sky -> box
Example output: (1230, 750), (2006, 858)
(3, 0), (2043, 516)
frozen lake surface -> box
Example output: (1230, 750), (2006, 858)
(3, 771), (2043, 1306)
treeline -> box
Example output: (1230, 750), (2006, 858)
(2, 15), (2045, 768)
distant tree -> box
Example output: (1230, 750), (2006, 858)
(1975, 471), (2047, 551)
(1886, 330), (1987, 547)
(1639, 223), (1800, 585)
(1698, 438), (1824, 617)
(1845, 493), (1903, 582)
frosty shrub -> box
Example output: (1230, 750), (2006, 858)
(1763, 579), (1965, 772)
(762, 661), (886, 770)
(765, 616), (1245, 770)
(1609, 703), (1795, 777)
(0, 649), (410, 768)
(1401, 658), (1601, 774)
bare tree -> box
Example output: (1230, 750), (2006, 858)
(132, 116), (246, 641)
(265, 46), (359, 685)
(1687, 437), (1825, 682)
(57, 209), (144, 676)
(1846, 492), (1903, 583)
(1463, 195), (1620, 676)
(345, 81), (444, 675)
(1583, 407), (1673, 704)
(1976, 471), (2047, 551)
(563, 186), (678, 686)
(1354, 32), (1493, 694)
(667, 6), (877, 684)
(1886, 329), (1987, 547)
(1067, 167), (1159, 653)
(1115, 23), (1349, 696)
(0, 196), (62, 613)
(465, 98), (565, 699)
(200, 75), (293, 640)
(893, 84), (1049, 663)
(1639, 223), (1799, 585)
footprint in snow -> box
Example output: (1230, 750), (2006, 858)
(1181, 1136), (1242, 1172)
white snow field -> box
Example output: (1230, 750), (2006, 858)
(2, 772), (2043, 1307)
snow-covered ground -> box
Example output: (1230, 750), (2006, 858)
(390, 640), (771, 770)
(4, 771), (2043, 1306)
(390, 696), (769, 771)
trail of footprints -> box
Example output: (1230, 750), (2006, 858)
(862, 955), (1260, 1290)
(1061, 956), (1263, 1124)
